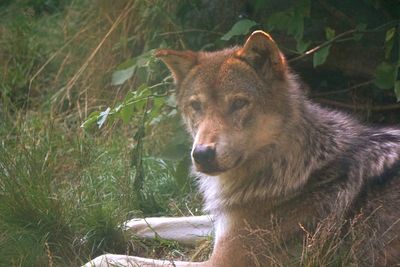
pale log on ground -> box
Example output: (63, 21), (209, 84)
(82, 216), (214, 267)
(82, 254), (205, 267)
(123, 215), (214, 246)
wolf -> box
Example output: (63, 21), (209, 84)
(84, 31), (400, 266)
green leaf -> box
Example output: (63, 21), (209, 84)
(115, 58), (136, 70)
(296, 39), (311, 53)
(385, 27), (396, 42)
(80, 111), (100, 129)
(149, 97), (165, 120)
(313, 45), (331, 67)
(221, 19), (258, 41)
(111, 51), (155, 86)
(385, 38), (395, 60)
(395, 81), (400, 102)
(325, 27), (335, 40)
(267, 12), (290, 31)
(97, 107), (111, 128)
(119, 104), (134, 123)
(111, 65), (135, 86)
(135, 67), (148, 84)
(374, 62), (395, 89)
(384, 27), (396, 59)
(287, 10), (304, 41)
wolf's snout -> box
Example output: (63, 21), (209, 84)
(192, 144), (216, 167)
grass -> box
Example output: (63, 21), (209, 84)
(0, 109), (203, 266)
(0, 1), (204, 265)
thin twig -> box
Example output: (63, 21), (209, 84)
(157, 29), (223, 37)
(289, 29), (357, 62)
(311, 80), (374, 97)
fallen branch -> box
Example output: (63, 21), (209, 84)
(82, 216), (214, 267)
(123, 216), (214, 246)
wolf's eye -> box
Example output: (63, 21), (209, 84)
(230, 98), (249, 112)
(190, 100), (202, 112)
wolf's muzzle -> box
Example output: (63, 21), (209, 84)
(192, 144), (216, 169)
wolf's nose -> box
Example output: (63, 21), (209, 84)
(192, 145), (216, 166)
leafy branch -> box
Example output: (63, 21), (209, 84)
(80, 82), (172, 129)
(289, 20), (399, 63)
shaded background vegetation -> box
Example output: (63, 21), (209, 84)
(0, 0), (399, 266)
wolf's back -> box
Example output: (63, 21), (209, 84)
(298, 101), (400, 265)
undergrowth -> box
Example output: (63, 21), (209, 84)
(0, 1), (203, 265)
(0, 111), (203, 266)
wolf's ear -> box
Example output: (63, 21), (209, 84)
(155, 49), (198, 84)
(236, 31), (286, 79)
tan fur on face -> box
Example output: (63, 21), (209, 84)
(174, 51), (288, 175)
(250, 114), (283, 150)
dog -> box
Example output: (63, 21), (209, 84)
(84, 31), (400, 266)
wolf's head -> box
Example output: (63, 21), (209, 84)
(157, 31), (297, 176)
